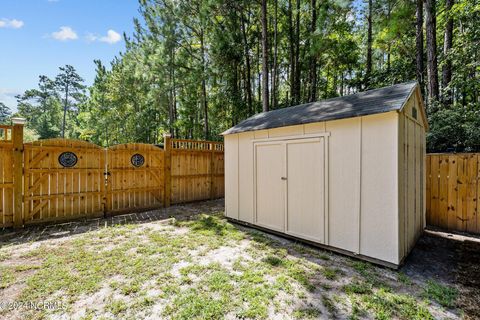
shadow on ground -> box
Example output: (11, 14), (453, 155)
(0, 199), (225, 246)
(402, 230), (480, 319)
(1, 200), (479, 318)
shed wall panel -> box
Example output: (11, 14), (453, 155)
(407, 119), (416, 252)
(254, 130), (269, 139)
(398, 113), (406, 259)
(268, 125), (304, 138)
(238, 132), (255, 222)
(360, 112), (399, 264)
(326, 118), (361, 253)
(415, 123), (422, 238)
(224, 135), (238, 219)
(304, 122), (326, 134)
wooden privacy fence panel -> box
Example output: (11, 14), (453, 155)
(0, 127), (224, 228)
(23, 139), (105, 225)
(0, 127), (14, 227)
(170, 139), (224, 204)
(426, 153), (480, 234)
(107, 143), (164, 213)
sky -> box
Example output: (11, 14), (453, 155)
(0, 0), (139, 111)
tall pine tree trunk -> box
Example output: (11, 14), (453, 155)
(169, 47), (176, 137)
(294, 0), (301, 104)
(288, 0), (295, 105)
(200, 28), (209, 139)
(415, 0), (425, 92)
(271, 0), (278, 109)
(425, 0), (440, 102)
(241, 13), (253, 115)
(62, 84), (69, 138)
(309, 0), (317, 102)
(442, 0), (454, 105)
(365, 0), (373, 89)
(261, 0), (269, 112)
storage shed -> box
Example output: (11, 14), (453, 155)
(222, 81), (427, 267)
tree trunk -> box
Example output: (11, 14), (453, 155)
(261, 0), (269, 112)
(415, 0), (425, 91)
(294, 0), (301, 104)
(169, 47), (175, 137)
(309, 0), (317, 102)
(442, 0), (454, 105)
(62, 84), (69, 138)
(365, 0), (373, 89)
(241, 13), (253, 115)
(425, 0), (440, 102)
(200, 29), (209, 139)
(288, 0), (295, 105)
(257, 39), (261, 109)
(271, 0), (278, 109)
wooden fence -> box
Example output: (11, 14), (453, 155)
(0, 124), (224, 228)
(426, 153), (480, 234)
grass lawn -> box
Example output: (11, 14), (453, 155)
(0, 202), (461, 319)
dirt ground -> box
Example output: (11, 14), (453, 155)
(402, 229), (480, 319)
(0, 199), (478, 319)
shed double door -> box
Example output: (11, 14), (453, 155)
(254, 137), (326, 243)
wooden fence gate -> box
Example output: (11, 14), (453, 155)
(23, 139), (106, 225)
(107, 144), (164, 214)
(0, 124), (224, 229)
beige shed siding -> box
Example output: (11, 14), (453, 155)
(224, 93), (426, 266)
(398, 113), (406, 259)
(326, 118), (361, 253)
(254, 129), (268, 139)
(268, 125), (304, 138)
(304, 122), (326, 134)
(398, 91), (426, 261)
(224, 134), (238, 219)
(360, 112), (399, 264)
(238, 132), (255, 223)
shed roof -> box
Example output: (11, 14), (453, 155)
(222, 81), (418, 135)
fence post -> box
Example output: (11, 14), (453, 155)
(11, 118), (25, 228)
(163, 133), (172, 207)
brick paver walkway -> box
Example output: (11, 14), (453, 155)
(0, 199), (224, 245)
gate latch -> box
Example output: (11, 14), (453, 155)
(281, 177), (287, 180)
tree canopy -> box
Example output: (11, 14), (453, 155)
(4, 0), (479, 152)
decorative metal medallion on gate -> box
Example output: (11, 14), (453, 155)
(131, 153), (145, 167)
(58, 151), (78, 167)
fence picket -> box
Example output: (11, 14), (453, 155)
(0, 131), (224, 229)
(426, 153), (480, 235)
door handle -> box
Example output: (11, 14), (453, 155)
(281, 177), (287, 180)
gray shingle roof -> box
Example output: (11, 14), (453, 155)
(222, 81), (418, 135)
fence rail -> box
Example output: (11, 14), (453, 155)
(0, 126), (224, 228)
(426, 153), (480, 234)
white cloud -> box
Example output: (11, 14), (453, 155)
(51, 26), (78, 41)
(86, 29), (122, 44)
(0, 18), (24, 29)
(0, 88), (21, 112)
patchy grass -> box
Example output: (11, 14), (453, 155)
(0, 203), (464, 319)
(293, 306), (322, 319)
(423, 279), (458, 308)
(0, 266), (15, 289)
(321, 266), (340, 280)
